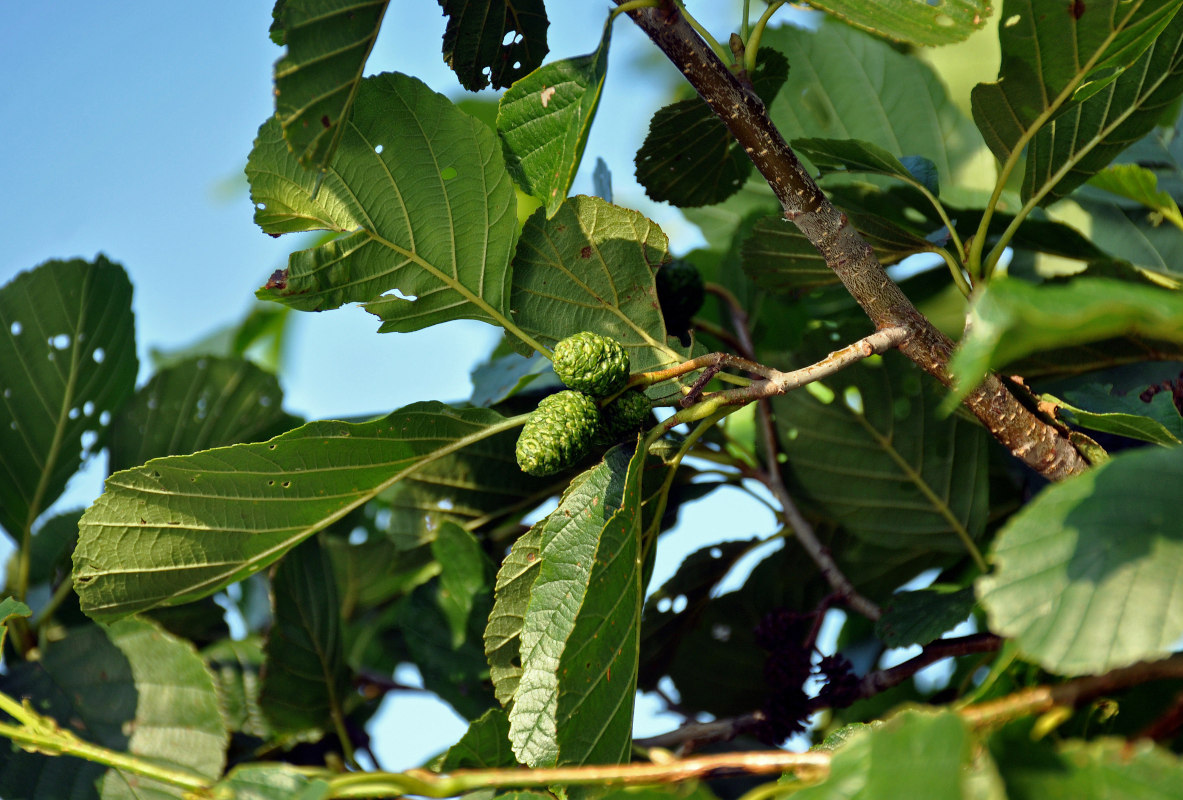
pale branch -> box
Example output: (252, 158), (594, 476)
(634, 712), (766, 752)
(961, 653), (1183, 729)
(617, 1), (1088, 482)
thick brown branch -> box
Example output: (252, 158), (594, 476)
(618, 1), (1087, 482)
(845, 633), (1003, 703)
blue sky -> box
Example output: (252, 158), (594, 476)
(2, 1), (797, 769)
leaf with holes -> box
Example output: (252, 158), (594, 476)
(272, 0), (389, 170)
(498, 20), (610, 217)
(248, 72), (520, 337)
(259, 536), (350, 735)
(635, 50), (788, 208)
(0, 618), (226, 799)
(978, 445), (1183, 676)
(0, 257), (137, 539)
(508, 443), (645, 767)
(440, 0), (549, 91)
(73, 402), (523, 621)
(773, 338), (989, 558)
(108, 355), (298, 473)
(510, 196), (688, 373)
(806, 0), (992, 46)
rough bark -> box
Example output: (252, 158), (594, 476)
(620, 2), (1088, 481)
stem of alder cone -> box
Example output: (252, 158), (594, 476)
(616, 0), (1089, 482)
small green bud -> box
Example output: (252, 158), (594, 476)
(515, 390), (601, 476)
(552, 331), (630, 398)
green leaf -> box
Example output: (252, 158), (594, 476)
(765, 22), (983, 196)
(1071, 198), (1183, 285)
(792, 138), (940, 194)
(804, 0), (992, 46)
(635, 50), (789, 208)
(510, 196), (686, 372)
(1043, 383), (1183, 446)
(272, 0), (389, 171)
(397, 521), (497, 719)
(875, 586), (976, 648)
(996, 737), (1183, 799)
(742, 210), (935, 294)
(248, 72), (520, 336)
(0, 257), (137, 538)
(498, 21), (610, 217)
(950, 278), (1183, 399)
(970, 0), (1183, 167)
(508, 443), (646, 767)
(73, 402), (522, 621)
(203, 636), (270, 738)
(0, 618), (226, 800)
(1024, 11), (1183, 204)
(5, 509), (81, 592)
(793, 710), (973, 799)
(109, 356), (298, 473)
(0, 597), (31, 657)
(259, 536), (349, 735)
(977, 446), (1183, 675)
(211, 764), (331, 800)
(1088, 163), (1183, 227)
(439, 0), (549, 91)
(774, 345), (990, 555)
(470, 349), (556, 407)
(435, 707), (517, 770)
(485, 518), (545, 706)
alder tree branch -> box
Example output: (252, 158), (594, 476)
(617, 0), (1088, 482)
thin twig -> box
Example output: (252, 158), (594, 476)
(837, 633), (1003, 706)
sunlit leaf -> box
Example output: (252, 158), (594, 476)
(995, 736), (1183, 799)
(510, 196), (687, 371)
(508, 443), (645, 767)
(439, 0), (549, 91)
(1043, 383), (1183, 446)
(0, 257), (136, 538)
(978, 446), (1183, 675)
(211, 764), (331, 800)
(1089, 163), (1183, 227)
(485, 519), (544, 706)
(248, 72), (519, 335)
(951, 278), (1183, 399)
(499, 21), (610, 217)
(804, 0), (992, 46)
(74, 403), (522, 621)
(272, 0), (389, 170)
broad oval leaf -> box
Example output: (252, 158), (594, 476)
(260, 535), (350, 735)
(248, 72), (520, 335)
(806, 0), (992, 46)
(498, 21), (611, 217)
(272, 0), (389, 170)
(440, 0), (549, 91)
(635, 51), (789, 208)
(774, 345), (989, 555)
(1025, 10), (1183, 204)
(109, 355), (298, 473)
(977, 445), (1183, 676)
(73, 402), (522, 621)
(0, 257), (137, 538)
(0, 618), (226, 800)
(508, 443), (646, 767)
(950, 278), (1183, 399)
(510, 196), (687, 372)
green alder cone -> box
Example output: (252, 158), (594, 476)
(515, 390), (601, 476)
(656, 258), (704, 342)
(595, 389), (651, 445)
(551, 331), (630, 398)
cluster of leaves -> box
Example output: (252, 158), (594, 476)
(5, 1), (1183, 799)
